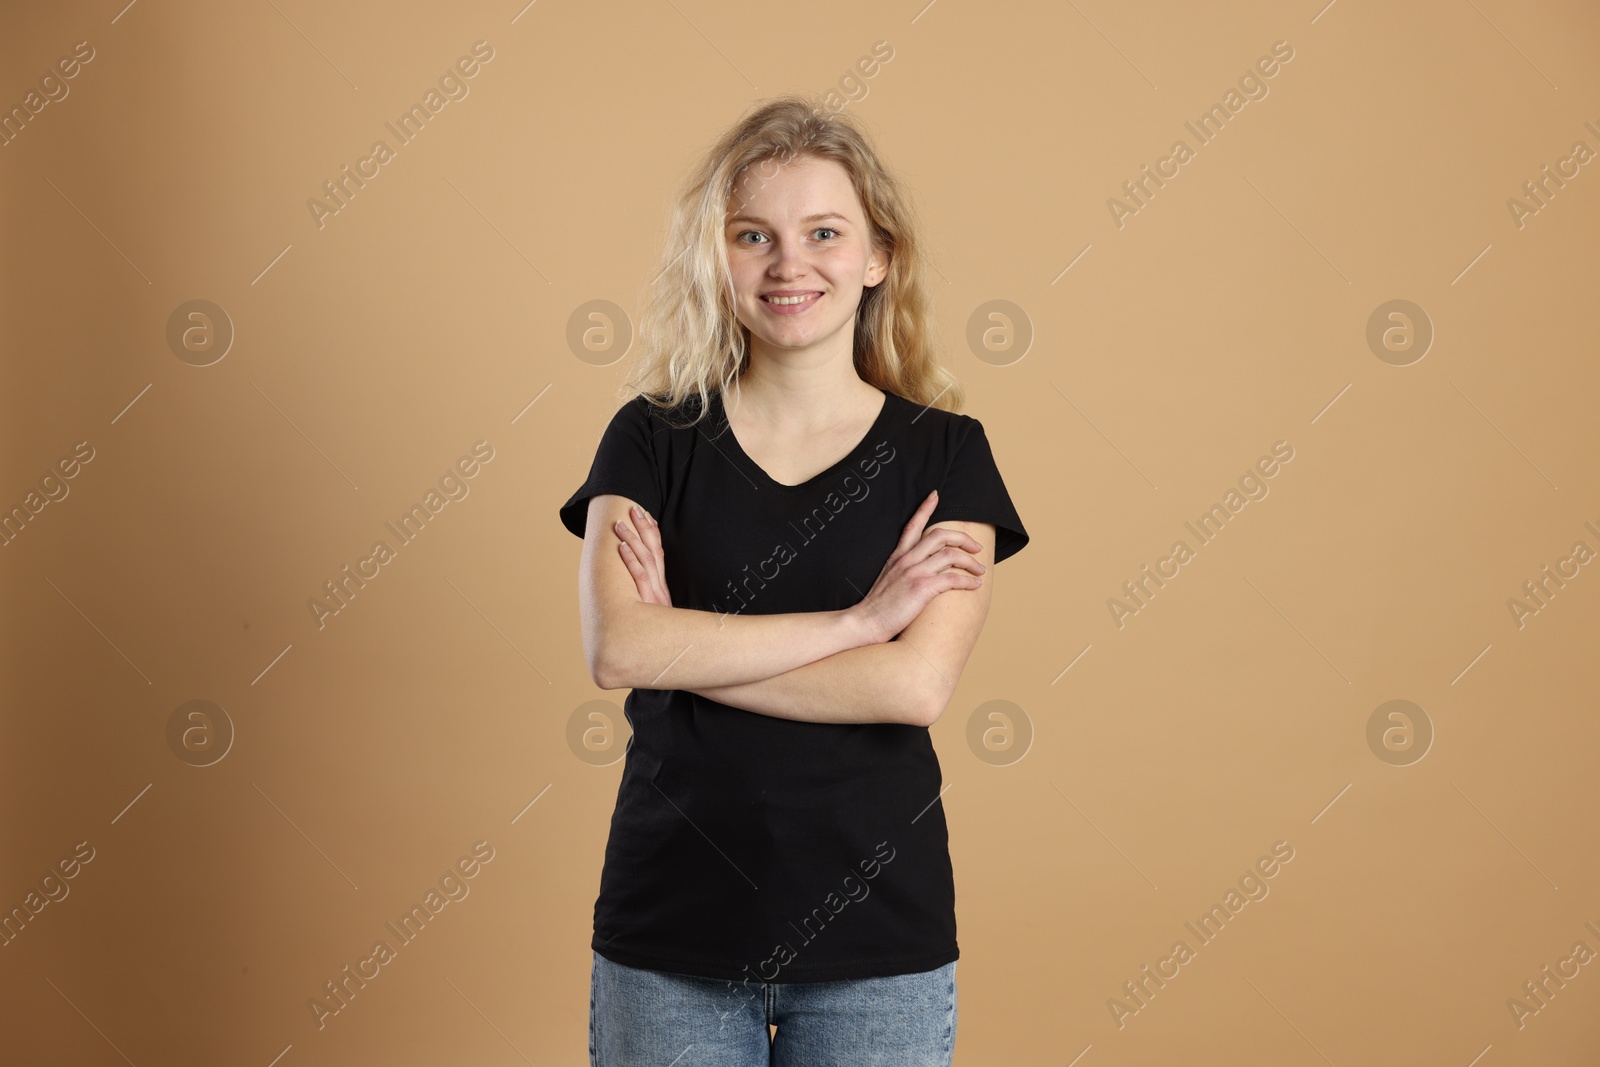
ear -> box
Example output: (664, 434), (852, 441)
(865, 246), (890, 288)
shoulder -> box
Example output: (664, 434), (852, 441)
(883, 390), (989, 449)
(606, 391), (715, 437)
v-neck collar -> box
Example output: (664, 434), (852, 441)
(714, 387), (894, 492)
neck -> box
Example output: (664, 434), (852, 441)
(730, 358), (877, 428)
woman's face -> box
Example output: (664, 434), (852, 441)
(724, 154), (888, 361)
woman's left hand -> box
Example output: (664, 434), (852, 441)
(614, 505), (672, 607)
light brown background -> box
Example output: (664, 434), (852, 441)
(3, 0), (1598, 1063)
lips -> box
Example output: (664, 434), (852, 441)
(758, 292), (825, 308)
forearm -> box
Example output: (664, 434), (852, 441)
(685, 641), (932, 726)
(593, 599), (878, 691)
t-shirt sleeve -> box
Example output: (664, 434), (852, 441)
(558, 397), (664, 540)
(926, 416), (1030, 564)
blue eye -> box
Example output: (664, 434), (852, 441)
(734, 228), (841, 245)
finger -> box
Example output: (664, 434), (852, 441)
(896, 490), (941, 553)
(613, 518), (655, 568)
(619, 542), (669, 605)
(631, 508), (670, 598)
(918, 523), (982, 551)
(611, 519), (636, 559)
(903, 490), (938, 528)
(927, 568), (984, 596)
(617, 541), (648, 584)
(896, 499), (934, 537)
(618, 539), (655, 580)
(916, 525), (985, 556)
(903, 529), (984, 572)
(643, 553), (669, 603)
(614, 521), (665, 597)
(633, 506), (664, 558)
(617, 537), (656, 588)
(914, 547), (988, 580)
(935, 545), (988, 574)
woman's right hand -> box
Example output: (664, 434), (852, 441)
(850, 489), (987, 645)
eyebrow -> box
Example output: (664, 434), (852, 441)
(725, 211), (852, 227)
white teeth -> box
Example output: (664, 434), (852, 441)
(765, 293), (818, 305)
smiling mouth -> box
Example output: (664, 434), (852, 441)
(761, 292), (821, 306)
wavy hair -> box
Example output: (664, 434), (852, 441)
(617, 94), (965, 426)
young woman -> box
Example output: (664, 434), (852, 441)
(559, 96), (1029, 1066)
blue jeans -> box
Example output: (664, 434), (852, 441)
(589, 951), (957, 1066)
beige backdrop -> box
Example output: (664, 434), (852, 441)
(4, 0), (1598, 1063)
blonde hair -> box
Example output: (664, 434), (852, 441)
(618, 94), (966, 426)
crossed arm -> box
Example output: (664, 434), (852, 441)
(577, 493), (996, 727)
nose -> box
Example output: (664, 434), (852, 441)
(768, 235), (809, 279)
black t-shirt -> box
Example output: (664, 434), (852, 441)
(558, 385), (1028, 984)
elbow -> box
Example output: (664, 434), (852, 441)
(587, 631), (627, 691)
(913, 678), (952, 728)
(585, 599), (652, 690)
(591, 648), (631, 691)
